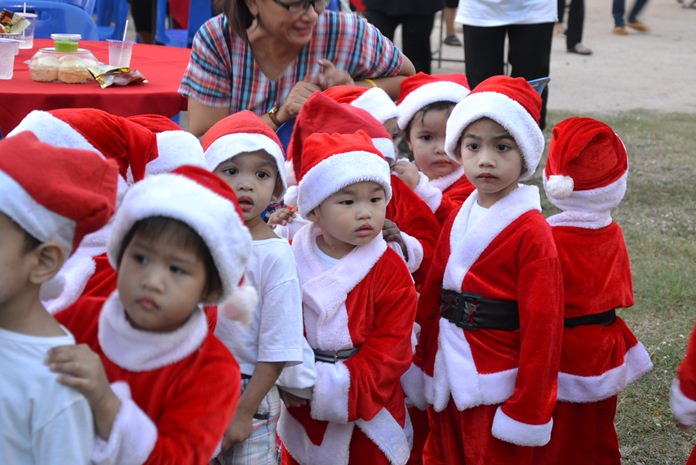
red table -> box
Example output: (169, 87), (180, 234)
(0, 39), (191, 136)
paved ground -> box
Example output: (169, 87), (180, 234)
(431, 0), (696, 114)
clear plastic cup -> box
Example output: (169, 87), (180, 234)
(107, 39), (134, 68)
(17, 12), (37, 49)
(0, 38), (19, 79)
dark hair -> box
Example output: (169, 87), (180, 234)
(220, 0), (255, 38)
(22, 231), (42, 253)
(404, 101), (456, 142)
(118, 217), (223, 297)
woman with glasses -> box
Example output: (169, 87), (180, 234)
(179, 0), (415, 136)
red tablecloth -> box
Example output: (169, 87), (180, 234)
(0, 39), (191, 136)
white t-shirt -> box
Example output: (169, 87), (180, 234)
(467, 200), (489, 231)
(215, 238), (304, 376)
(456, 0), (557, 27)
(0, 326), (94, 465)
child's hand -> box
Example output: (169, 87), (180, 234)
(279, 389), (309, 408)
(392, 160), (420, 190)
(267, 207), (297, 228)
(383, 219), (409, 262)
(311, 59), (354, 90)
(221, 415), (253, 451)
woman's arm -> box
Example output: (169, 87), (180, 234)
(186, 98), (232, 137)
(356, 56), (416, 99)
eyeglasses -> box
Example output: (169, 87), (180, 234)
(271, 0), (330, 15)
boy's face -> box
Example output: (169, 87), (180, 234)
(308, 181), (387, 257)
(457, 118), (523, 208)
(117, 231), (209, 333)
(213, 150), (279, 228)
(407, 108), (460, 180)
(0, 213), (35, 310)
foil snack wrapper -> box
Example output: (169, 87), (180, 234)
(88, 64), (148, 88)
(0, 8), (29, 33)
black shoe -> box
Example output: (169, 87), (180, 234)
(443, 35), (462, 46)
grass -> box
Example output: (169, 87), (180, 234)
(540, 111), (696, 464)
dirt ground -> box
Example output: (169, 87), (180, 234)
(432, 0), (696, 114)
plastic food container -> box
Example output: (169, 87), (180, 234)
(50, 33), (81, 52)
(27, 47), (98, 83)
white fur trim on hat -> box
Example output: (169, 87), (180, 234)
(543, 170), (628, 214)
(352, 87), (398, 124)
(371, 137), (396, 161)
(106, 172), (252, 304)
(147, 130), (206, 175)
(397, 81), (470, 130)
(0, 170), (76, 253)
(297, 151), (392, 216)
(545, 174), (574, 199)
(445, 92), (545, 181)
(205, 132), (287, 194)
(218, 281), (258, 326)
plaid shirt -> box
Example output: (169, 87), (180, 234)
(179, 11), (405, 115)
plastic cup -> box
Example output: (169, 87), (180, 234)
(0, 33), (21, 55)
(107, 39), (134, 68)
(17, 12), (37, 49)
(0, 38), (19, 79)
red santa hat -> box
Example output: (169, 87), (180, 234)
(106, 165), (257, 321)
(396, 72), (470, 130)
(201, 110), (287, 195)
(444, 75), (544, 181)
(126, 113), (206, 176)
(295, 131), (392, 216)
(543, 116), (628, 209)
(0, 132), (118, 255)
(323, 85), (398, 124)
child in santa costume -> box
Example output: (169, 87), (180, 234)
(534, 116), (653, 464)
(671, 323), (696, 465)
(46, 166), (254, 465)
(406, 76), (564, 465)
(0, 132), (118, 465)
(277, 131), (418, 465)
(202, 110), (305, 465)
(392, 73), (475, 225)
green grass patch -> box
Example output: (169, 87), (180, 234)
(542, 111), (696, 464)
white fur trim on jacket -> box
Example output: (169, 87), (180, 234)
(92, 381), (157, 465)
(278, 403), (354, 465)
(106, 172), (252, 304)
(430, 166), (465, 193)
(204, 132), (287, 193)
(413, 171), (443, 213)
(445, 92), (545, 181)
(0, 170), (76, 254)
(397, 81), (470, 130)
(356, 407), (411, 465)
(98, 292), (208, 371)
(491, 406), (553, 446)
(670, 379), (696, 426)
(297, 151), (392, 216)
(401, 362), (428, 410)
(147, 130), (206, 176)
(352, 87), (398, 124)
(558, 342), (653, 402)
(398, 231), (424, 273)
(311, 361), (351, 423)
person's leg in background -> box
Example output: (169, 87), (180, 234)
(462, 25), (507, 88)
(129, 0), (155, 43)
(627, 0), (649, 30)
(612, 0), (629, 34)
(506, 22), (554, 129)
(556, 0), (566, 34)
(443, 0), (462, 46)
(401, 13), (436, 73)
(364, 8), (400, 42)
(566, 0), (592, 54)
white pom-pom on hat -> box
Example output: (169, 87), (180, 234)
(218, 279), (258, 326)
(544, 174), (575, 199)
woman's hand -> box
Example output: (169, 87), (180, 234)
(392, 160), (420, 190)
(278, 80), (321, 122)
(311, 59), (354, 89)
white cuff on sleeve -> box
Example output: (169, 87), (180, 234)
(310, 361), (350, 423)
(491, 406), (552, 447)
(414, 172), (443, 213)
(670, 378), (696, 426)
(398, 231), (424, 273)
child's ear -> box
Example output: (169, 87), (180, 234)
(28, 243), (66, 284)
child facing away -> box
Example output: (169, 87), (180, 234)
(48, 166), (254, 465)
(0, 132), (118, 465)
(391, 72), (475, 225)
(535, 116), (653, 464)
(405, 76), (564, 464)
(277, 131), (418, 465)
(671, 322), (696, 465)
(202, 110), (304, 465)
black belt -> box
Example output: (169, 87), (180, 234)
(440, 289), (519, 331)
(564, 309), (616, 328)
(313, 347), (359, 364)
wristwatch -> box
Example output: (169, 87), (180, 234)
(267, 105), (282, 128)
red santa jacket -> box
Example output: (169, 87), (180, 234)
(672, 322), (696, 428)
(550, 219), (652, 402)
(387, 174), (440, 289)
(413, 167), (475, 225)
(279, 225), (417, 465)
(56, 293), (239, 465)
(410, 185), (563, 447)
